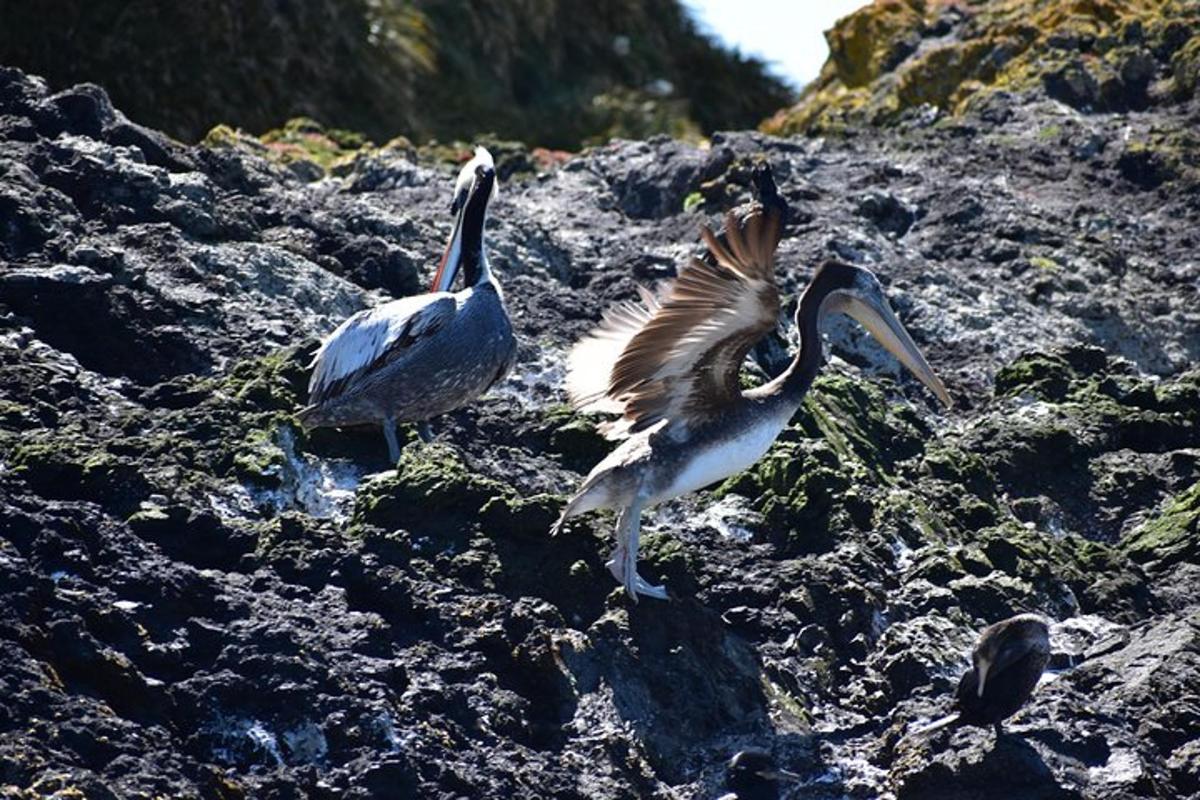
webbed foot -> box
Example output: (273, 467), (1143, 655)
(607, 543), (668, 602)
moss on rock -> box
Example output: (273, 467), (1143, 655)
(542, 404), (611, 473)
(222, 346), (310, 413)
(1123, 481), (1200, 568)
(10, 435), (151, 515)
(353, 443), (510, 532)
(764, 0), (1200, 136)
(994, 351), (1076, 400)
(260, 117), (371, 172)
(717, 371), (928, 554)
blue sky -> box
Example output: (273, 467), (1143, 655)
(685, 0), (868, 90)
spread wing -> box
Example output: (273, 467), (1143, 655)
(567, 204), (783, 439)
(565, 285), (661, 415)
(307, 293), (456, 405)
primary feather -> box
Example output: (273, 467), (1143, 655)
(565, 286), (659, 415)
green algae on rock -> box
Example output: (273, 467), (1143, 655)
(1123, 481), (1200, 568)
(353, 443), (509, 532)
(764, 0), (1200, 136)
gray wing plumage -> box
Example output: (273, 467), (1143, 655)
(307, 293), (456, 406)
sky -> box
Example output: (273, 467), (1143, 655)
(685, 0), (869, 91)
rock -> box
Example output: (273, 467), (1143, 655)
(1, 60), (1199, 799)
(1044, 61), (1102, 110)
(764, 0), (1200, 135)
(855, 189), (919, 237)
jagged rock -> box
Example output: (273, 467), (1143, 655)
(0, 64), (1198, 799)
(765, 0), (1200, 135)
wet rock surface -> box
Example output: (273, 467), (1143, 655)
(1, 63), (1199, 799)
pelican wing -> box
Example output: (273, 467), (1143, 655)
(308, 293), (456, 405)
(570, 205), (783, 439)
(565, 285), (661, 415)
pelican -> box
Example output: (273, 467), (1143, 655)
(554, 164), (951, 600)
(297, 147), (515, 461)
(911, 613), (1051, 738)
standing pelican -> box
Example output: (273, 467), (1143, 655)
(555, 165), (951, 600)
(297, 147), (516, 461)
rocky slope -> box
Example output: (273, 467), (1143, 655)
(766, 0), (1200, 137)
(1, 52), (1199, 800)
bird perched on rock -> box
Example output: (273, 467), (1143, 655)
(913, 613), (1052, 738)
(297, 147), (516, 462)
(554, 163), (950, 600)
(720, 749), (801, 800)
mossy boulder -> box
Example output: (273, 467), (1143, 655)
(231, 426), (290, 487)
(9, 435), (151, 515)
(127, 505), (256, 570)
(764, 0), (1200, 136)
(1172, 34), (1200, 98)
(222, 346), (311, 414)
(994, 351), (1077, 400)
(967, 350), (1199, 542)
(1123, 481), (1200, 569)
(638, 530), (700, 597)
(352, 443), (510, 533)
(827, 0), (927, 90)
(260, 117), (371, 174)
(480, 493), (561, 538)
(796, 373), (927, 479)
(542, 404), (611, 473)
(717, 371), (926, 554)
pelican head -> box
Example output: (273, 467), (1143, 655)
(814, 262), (952, 407)
(431, 146), (499, 292)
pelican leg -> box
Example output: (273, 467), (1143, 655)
(383, 417), (401, 464)
(418, 421), (435, 444)
(606, 511), (630, 586)
(607, 503), (668, 602)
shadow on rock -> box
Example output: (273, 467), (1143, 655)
(561, 599), (771, 784)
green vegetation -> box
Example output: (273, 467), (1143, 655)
(353, 443), (509, 530)
(3, 0), (794, 149)
(764, 0), (1200, 135)
(1123, 481), (1200, 568)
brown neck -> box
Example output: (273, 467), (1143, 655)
(762, 261), (860, 406)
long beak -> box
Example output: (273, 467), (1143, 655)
(844, 296), (952, 407)
(976, 659), (990, 698)
(430, 205), (466, 293)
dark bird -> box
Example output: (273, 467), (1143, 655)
(554, 164), (951, 600)
(913, 613), (1052, 738)
(722, 749), (802, 800)
(297, 147), (516, 462)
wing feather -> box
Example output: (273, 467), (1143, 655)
(565, 286), (660, 414)
(568, 203), (784, 439)
(307, 293), (456, 406)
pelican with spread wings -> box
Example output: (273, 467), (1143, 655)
(297, 147), (516, 461)
(556, 165), (951, 600)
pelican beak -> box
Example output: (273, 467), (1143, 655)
(842, 295), (952, 407)
(431, 198), (467, 293)
(430, 148), (498, 293)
